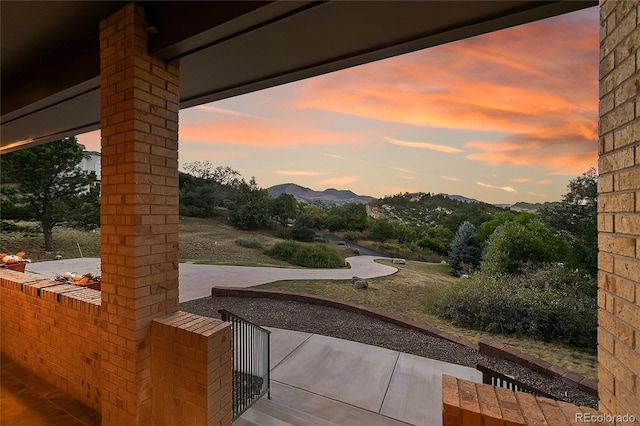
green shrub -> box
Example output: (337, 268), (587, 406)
(371, 240), (444, 263)
(235, 237), (264, 249)
(343, 231), (362, 242)
(290, 225), (316, 242)
(430, 265), (597, 349)
(275, 228), (293, 239)
(264, 241), (345, 268)
(482, 221), (568, 275)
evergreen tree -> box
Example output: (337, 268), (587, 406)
(539, 168), (597, 276)
(0, 137), (100, 251)
(448, 221), (482, 276)
(227, 177), (270, 229)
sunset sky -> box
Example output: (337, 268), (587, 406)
(79, 6), (599, 205)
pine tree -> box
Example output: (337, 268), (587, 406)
(448, 221), (482, 276)
(0, 137), (99, 251)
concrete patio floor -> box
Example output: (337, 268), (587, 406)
(235, 328), (482, 426)
(1, 327), (481, 426)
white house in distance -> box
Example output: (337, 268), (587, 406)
(78, 143), (101, 184)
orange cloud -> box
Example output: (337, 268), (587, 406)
(294, 7), (598, 173)
(512, 177), (532, 183)
(466, 135), (597, 176)
(442, 176), (461, 182)
(320, 176), (358, 186)
(383, 136), (464, 153)
(477, 182), (517, 193)
(180, 116), (360, 147)
(193, 105), (268, 120)
(537, 179), (552, 185)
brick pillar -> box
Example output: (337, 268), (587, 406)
(597, 0), (640, 421)
(99, 3), (180, 424)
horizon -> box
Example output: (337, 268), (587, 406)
(78, 6), (599, 205)
(264, 182), (559, 206)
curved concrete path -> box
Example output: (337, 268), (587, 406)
(25, 256), (397, 302)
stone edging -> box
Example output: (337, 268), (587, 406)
(211, 286), (598, 397)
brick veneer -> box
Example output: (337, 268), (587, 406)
(99, 3), (181, 424)
(442, 375), (611, 426)
(1, 269), (234, 425)
(0, 269), (102, 412)
(151, 312), (232, 425)
(597, 0), (640, 422)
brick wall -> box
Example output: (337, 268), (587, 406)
(598, 0), (640, 422)
(0, 269), (102, 411)
(99, 3), (181, 423)
(442, 375), (611, 426)
(151, 312), (233, 425)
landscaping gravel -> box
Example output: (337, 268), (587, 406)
(180, 296), (598, 409)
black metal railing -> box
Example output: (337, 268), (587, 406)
(219, 310), (271, 420)
(477, 365), (557, 400)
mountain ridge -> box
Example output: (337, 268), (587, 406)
(267, 183), (558, 211)
(267, 183), (373, 205)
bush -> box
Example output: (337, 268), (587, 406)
(235, 237), (264, 249)
(430, 265), (597, 349)
(275, 228), (293, 239)
(482, 221), (568, 275)
(343, 231), (362, 242)
(264, 241), (345, 268)
(290, 225), (316, 242)
(370, 240), (444, 263)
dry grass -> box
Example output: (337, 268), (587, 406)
(259, 259), (598, 380)
(3, 217), (598, 379)
(1, 227), (100, 261)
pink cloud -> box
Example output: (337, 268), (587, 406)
(477, 182), (517, 193)
(294, 7), (598, 173)
(180, 116), (361, 147)
(383, 136), (464, 153)
(320, 176), (358, 186)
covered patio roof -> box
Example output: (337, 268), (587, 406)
(1, 0), (596, 153)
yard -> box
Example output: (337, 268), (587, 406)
(1, 216), (598, 379)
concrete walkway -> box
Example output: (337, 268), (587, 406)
(235, 328), (482, 426)
(25, 256), (397, 302)
(23, 259), (479, 425)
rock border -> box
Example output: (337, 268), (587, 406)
(210, 286), (598, 397)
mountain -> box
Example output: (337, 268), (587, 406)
(267, 183), (373, 205)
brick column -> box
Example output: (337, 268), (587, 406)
(99, 3), (180, 424)
(597, 0), (640, 421)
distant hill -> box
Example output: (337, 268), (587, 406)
(369, 192), (506, 228)
(438, 193), (480, 203)
(267, 183), (373, 205)
(509, 201), (560, 213)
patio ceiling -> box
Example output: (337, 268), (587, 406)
(0, 0), (596, 153)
